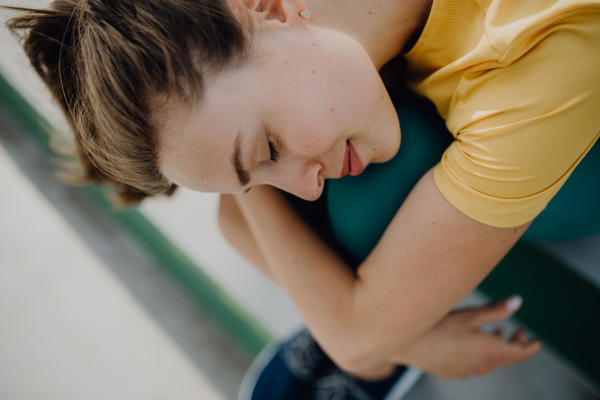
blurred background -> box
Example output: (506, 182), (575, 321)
(0, 1), (599, 399)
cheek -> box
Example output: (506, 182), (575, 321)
(268, 77), (377, 155)
(276, 115), (335, 158)
(262, 37), (386, 155)
(265, 84), (341, 156)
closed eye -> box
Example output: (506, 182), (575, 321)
(268, 139), (280, 162)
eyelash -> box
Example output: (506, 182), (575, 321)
(268, 138), (280, 162)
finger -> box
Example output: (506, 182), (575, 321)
(491, 327), (504, 338)
(509, 329), (527, 344)
(514, 340), (543, 365)
(523, 340), (543, 359)
(468, 295), (523, 328)
(498, 339), (543, 366)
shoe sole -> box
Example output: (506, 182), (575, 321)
(238, 341), (281, 400)
(238, 340), (423, 400)
(382, 367), (423, 400)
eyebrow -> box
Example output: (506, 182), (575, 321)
(232, 133), (251, 187)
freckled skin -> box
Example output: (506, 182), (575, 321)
(158, 8), (400, 198)
(160, 0), (543, 386)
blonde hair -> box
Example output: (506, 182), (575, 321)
(5, 0), (251, 204)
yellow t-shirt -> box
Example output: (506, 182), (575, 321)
(404, 0), (600, 228)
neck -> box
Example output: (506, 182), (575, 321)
(304, 0), (433, 69)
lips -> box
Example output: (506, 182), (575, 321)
(339, 140), (364, 178)
(340, 143), (350, 177)
(348, 140), (365, 176)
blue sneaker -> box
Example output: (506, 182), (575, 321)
(238, 328), (332, 400)
(238, 328), (422, 400)
(312, 364), (422, 400)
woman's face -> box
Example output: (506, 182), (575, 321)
(158, 3), (400, 200)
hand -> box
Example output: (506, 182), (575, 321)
(392, 296), (542, 380)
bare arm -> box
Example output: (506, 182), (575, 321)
(232, 169), (534, 374)
(219, 193), (274, 282)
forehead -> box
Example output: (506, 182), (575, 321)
(157, 75), (250, 193)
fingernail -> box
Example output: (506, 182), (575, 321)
(505, 295), (523, 311)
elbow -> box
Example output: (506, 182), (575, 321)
(324, 327), (397, 376)
(333, 352), (380, 377)
(324, 309), (416, 375)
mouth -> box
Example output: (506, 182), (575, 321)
(339, 140), (365, 178)
(348, 139), (365, 176)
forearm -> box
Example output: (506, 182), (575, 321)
(218, 194), (277, 283)
(233, 186), (371, 369)
(221, 192), (396, 378)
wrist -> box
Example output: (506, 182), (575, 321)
(388, 328), (438, 369)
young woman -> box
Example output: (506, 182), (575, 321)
(6, 0), (600, 398)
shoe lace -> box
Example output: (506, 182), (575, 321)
(314, 367), (373, 400)
(281, 329), (324, 380)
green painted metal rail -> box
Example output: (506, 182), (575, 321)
(0, 73), (272, 358)
(479, 242), (600, 387)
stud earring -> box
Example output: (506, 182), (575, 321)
(299, 10), (311, 19)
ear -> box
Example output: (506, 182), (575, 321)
(241, 0), (309, 27)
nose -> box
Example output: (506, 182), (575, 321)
(272, 160), (324, 201)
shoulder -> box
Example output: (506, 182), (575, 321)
(440, 1), (600, 228)
(484, 0), (600, 56)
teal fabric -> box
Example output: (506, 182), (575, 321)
(327, 102), (600, 261)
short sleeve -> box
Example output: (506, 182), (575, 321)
(434, 11), (600, 228)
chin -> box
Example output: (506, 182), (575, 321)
(372, 104), (401, 163)
(373, 131), (401, 163)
